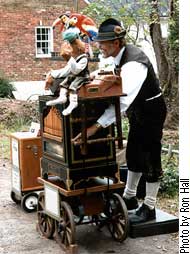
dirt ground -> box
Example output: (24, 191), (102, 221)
(0, 159), (178, 254)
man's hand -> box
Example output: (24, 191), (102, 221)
(72, 123), (102, 143)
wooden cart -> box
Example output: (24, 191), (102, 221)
(10, 132), (43, 212)
(37, 175), (128, 253)
(36, 74), (129, 252)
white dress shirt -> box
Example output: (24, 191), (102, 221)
(97, 47), (148, 128)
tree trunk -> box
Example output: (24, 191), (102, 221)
(149, 0), (178, 129)
(149, 0), (172, 95)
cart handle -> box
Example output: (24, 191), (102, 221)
(71, 136), (124, 146)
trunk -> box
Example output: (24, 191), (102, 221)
(149, 0), (172, 95)
(149, 0), (178, 129)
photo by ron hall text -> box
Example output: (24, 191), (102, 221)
(179, 178), (190, 254)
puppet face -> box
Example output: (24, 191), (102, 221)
(60, 39), (86, 59)
(60, 41), (73, 60)
(69, 17), (78, 26)
(71, 39), (86, 55)
(61, 15), (70, 24)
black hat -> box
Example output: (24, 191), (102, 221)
(93, 18), (126, 42)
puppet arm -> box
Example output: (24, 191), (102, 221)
(68, 56), (88, 75)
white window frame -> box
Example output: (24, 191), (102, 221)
(35, 26), (53, 58)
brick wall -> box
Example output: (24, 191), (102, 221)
(0, 0), (88, 81)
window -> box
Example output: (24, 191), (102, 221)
(35, 26), (53, 58)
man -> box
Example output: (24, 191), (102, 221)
(73, 18), (167, 223)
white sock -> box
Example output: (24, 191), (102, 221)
(123, 170), (142, 199)
(46, 88), (67, 106)
(144, 182), (160, 210)
(62, 94), (78, 116)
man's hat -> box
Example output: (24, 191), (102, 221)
(93, 18), (126, 42)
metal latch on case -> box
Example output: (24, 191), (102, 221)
(32, 145), (38, 156)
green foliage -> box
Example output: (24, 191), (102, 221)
(160, 154), (179, 197)
(82, 0), (113, 24)
(0, 120), (31, 160)
(121, 117), (129, 138)
(168, 0), (179, 74)
(0, 111), (32, 129)
(0, 72), (15, 98)
(82, 0), (168, 44)
(0, 100), (39, 128)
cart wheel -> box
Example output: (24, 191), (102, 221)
(37, 192), (55, 239)
(106, 193), (129, 242)
(54, 201), (76, 249)
(21, 192), (38, 213)
(10, 191), (21, 204)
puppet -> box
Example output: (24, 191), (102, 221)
(52, 12), (97, 57)
(52, 12), (97, 41)
(45, 31), (90, 116)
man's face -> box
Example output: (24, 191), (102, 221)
(97, 40), (119, 58)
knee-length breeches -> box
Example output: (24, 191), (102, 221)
(126, 96), (167, 182)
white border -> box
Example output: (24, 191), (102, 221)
(179, 1), (190, 253)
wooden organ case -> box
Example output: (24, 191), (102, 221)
(39, 73), (125, 191)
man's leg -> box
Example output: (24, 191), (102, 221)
(123, 170), (142, 210)
(130, 181), (160, 223)
(144, 181), (160, 209)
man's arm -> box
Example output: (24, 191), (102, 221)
(97, 61), (148, 128)
(73, 61), (148, 141)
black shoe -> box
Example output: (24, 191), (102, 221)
(130, 203), (156, 223)
(123, 196), (138, 210)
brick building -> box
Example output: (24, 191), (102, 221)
(0, 0), (89, 82)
